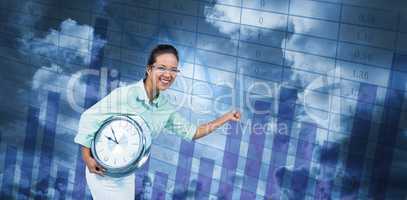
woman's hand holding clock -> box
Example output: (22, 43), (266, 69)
(82, 146), (106, 176)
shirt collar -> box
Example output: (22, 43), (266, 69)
(135, 79), (162, 107)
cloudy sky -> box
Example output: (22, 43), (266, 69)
(0, 0), (406, 199)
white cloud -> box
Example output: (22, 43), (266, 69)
(204, 2), (287, 40)
(21, 18), (106, 65)
(21, 18), (109, 128)
(204, 3), (241, 38)
(32, 64), (63, 91)
(27, 18), (107, 94)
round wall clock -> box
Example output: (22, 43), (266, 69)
(91, 115), (152, 177)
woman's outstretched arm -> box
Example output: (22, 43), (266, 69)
(193, 110), (241, 140)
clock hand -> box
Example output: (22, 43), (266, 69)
(105, 136), (119, 144)
(111, 127), (119, 144)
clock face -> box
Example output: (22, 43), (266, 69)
(93, 119), (143, 168)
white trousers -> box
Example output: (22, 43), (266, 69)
(85, 167), (135, 200)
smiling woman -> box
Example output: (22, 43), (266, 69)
(143, 44), (181, 98)
(74, 44), (241, 200)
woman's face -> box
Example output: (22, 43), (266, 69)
(147, 53), (178, 91)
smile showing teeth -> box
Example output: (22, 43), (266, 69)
(159, 78), (170, 84)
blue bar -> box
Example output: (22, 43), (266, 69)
(242, 100), (271, 197)
(315, 141), (340, 199)
(217, 121), (242, 199)
(56, 165), (69, 200)
(34, 91), (60, 200)
(172, 140), (194, 199)
(341, 83), (377, 198)
(135, 158), (151, 197)
(265, 87), (298, 198)
(195, 157), (215, 200)
(18, 106), (39, 199)
(368, 54), (405, 199)
(290, 122), (316, 199)
(151, 171), (168, 200)
(1, 145), (17, 198)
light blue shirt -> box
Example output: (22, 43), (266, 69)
(74, 79), (196, 148)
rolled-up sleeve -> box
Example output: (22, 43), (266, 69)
(74, 87), (124, 148)
(164, 111), (197, 141)
(74, 111), (108, 148)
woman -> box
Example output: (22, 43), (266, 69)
(74, 44), (241, 199)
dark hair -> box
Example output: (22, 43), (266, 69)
(144, 44), (179, 80)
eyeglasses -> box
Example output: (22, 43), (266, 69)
(150, 64), (180, 74)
